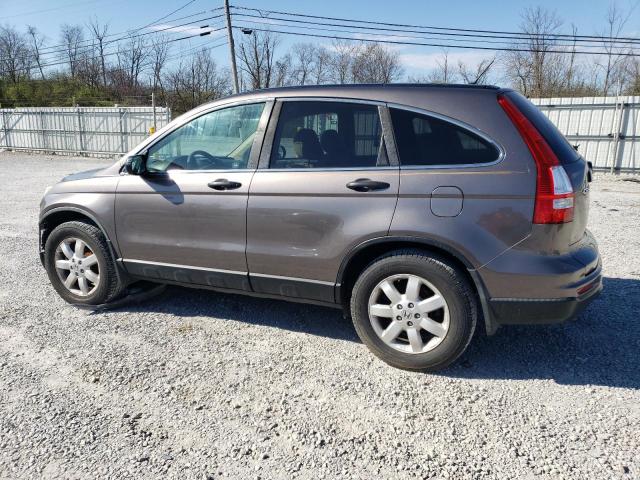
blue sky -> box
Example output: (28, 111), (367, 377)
(1, 0), (639, 80)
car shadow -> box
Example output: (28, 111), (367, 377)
(105, 276), (639, 389)
(446, 276), (640, 389)
(106, 284), (358, 343)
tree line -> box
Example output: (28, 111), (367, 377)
(1, 6), (639, 114)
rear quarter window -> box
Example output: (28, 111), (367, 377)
(390, 108), (500, 167)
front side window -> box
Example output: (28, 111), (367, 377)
(270, 101), (388, 169)
(146, 102), (265, 172)
(390, 108), (500, 166)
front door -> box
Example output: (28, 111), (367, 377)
(246, 100), (400, 303)
(115, 101), (270, 291)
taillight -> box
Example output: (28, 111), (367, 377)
(498, 94), (574, 224)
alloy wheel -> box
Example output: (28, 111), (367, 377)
(367, 274), (450, 354)
(54, 237), (100, 297)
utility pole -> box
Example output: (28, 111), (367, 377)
(224, 0), (240, 94)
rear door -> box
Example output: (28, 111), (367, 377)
(246, 99), (400, 302)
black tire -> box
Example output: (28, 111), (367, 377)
(350, 249), (477, 372)
(44, 220), (125, 305)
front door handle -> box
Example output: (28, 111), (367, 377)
(208, 178), (242, 190)
(346, 178), (390, 192)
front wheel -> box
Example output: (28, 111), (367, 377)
(44, 221), (125, 305)
(350, 250), (477, 372)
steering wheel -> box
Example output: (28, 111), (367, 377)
(278, 145), (286, 159)
(187, 150), (219, 170)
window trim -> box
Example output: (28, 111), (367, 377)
(386, 102), (505, 170)
(125, 99), (274, 174)
(258, 97), (399, 171)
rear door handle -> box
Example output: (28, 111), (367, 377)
(346, 178), (390, 192)
(208, 178), (242, 190)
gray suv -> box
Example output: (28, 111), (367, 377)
(39, 84), (602, 371)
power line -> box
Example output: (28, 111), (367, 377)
(134, 0), (200, 33)
(6, 7), (223, 62)
(230, 5), (640, 44)
(0, 1), (115, 20)
(232, 12), (640, 48)
(234, 16), (623, 50)
(0, 14), (225, 63)
(232, 25), (640, 57)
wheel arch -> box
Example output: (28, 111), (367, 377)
(336, 236), (496, 335)
(39, 207), (121, 262)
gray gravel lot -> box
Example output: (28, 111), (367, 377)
(0, 151), (639, 480)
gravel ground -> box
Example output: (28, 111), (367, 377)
(0, 151), (639, 480)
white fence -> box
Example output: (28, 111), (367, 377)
(532, 96), (640, 173)
(0, 98), (639, 171)
(0, 106), (171, 157)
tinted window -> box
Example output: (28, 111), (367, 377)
(146, 102), (265, 172)
(390, 108), (499, 166)
(270, 101), (388, 169)
(505, 91), (580, 165)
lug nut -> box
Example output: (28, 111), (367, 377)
(396, 316), (402, 321)
(408, 303), (414, 308)
(407, 321), (414, 327)
(397, 304), (403, 310)
(80, 269), (84, 273)
(414, 313), (420, 318)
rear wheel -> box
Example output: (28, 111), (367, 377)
(350, 250), (476, 371)
(44, 221), (125, 305)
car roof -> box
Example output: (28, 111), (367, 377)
(204, 83), (503, 108)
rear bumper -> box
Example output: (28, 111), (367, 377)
(475, 228), (602, 330)
(489, 274), (602, 325)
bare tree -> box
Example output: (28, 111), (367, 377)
(328, 40), (358, 83)
(595, 3), (633, 95)
(312, 46), (331, 84)
(0, 25), (31, 82)
(291, 43), (316, 85)
(60, 24), (84, 77)
(77, 51), (103, 89)
(273, 52), (292, 87)
(503, 7), (567, 97)
(564, 24), (579, 92)
(26, 26), (46, 80)
(237, 30), (278, 90)
(427, 50), (454, 83)
(458, 56), (496, 85)
(88, 18), (109, 86)
(165, 48), (231, 112)
(149, 35), (170, 94)
(625, 57), (640, 94)
(351, 43), (403, 83)
(113, 35), (148, 94)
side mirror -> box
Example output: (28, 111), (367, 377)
(124, 154), (147, 175)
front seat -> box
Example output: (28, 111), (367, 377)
(320, 129), (347, 167)
(293, 128), (324, 163)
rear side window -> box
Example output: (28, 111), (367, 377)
(270, 101), (388, 169)
(390, 108), (500, 167)
(505, 91), (580, 165)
